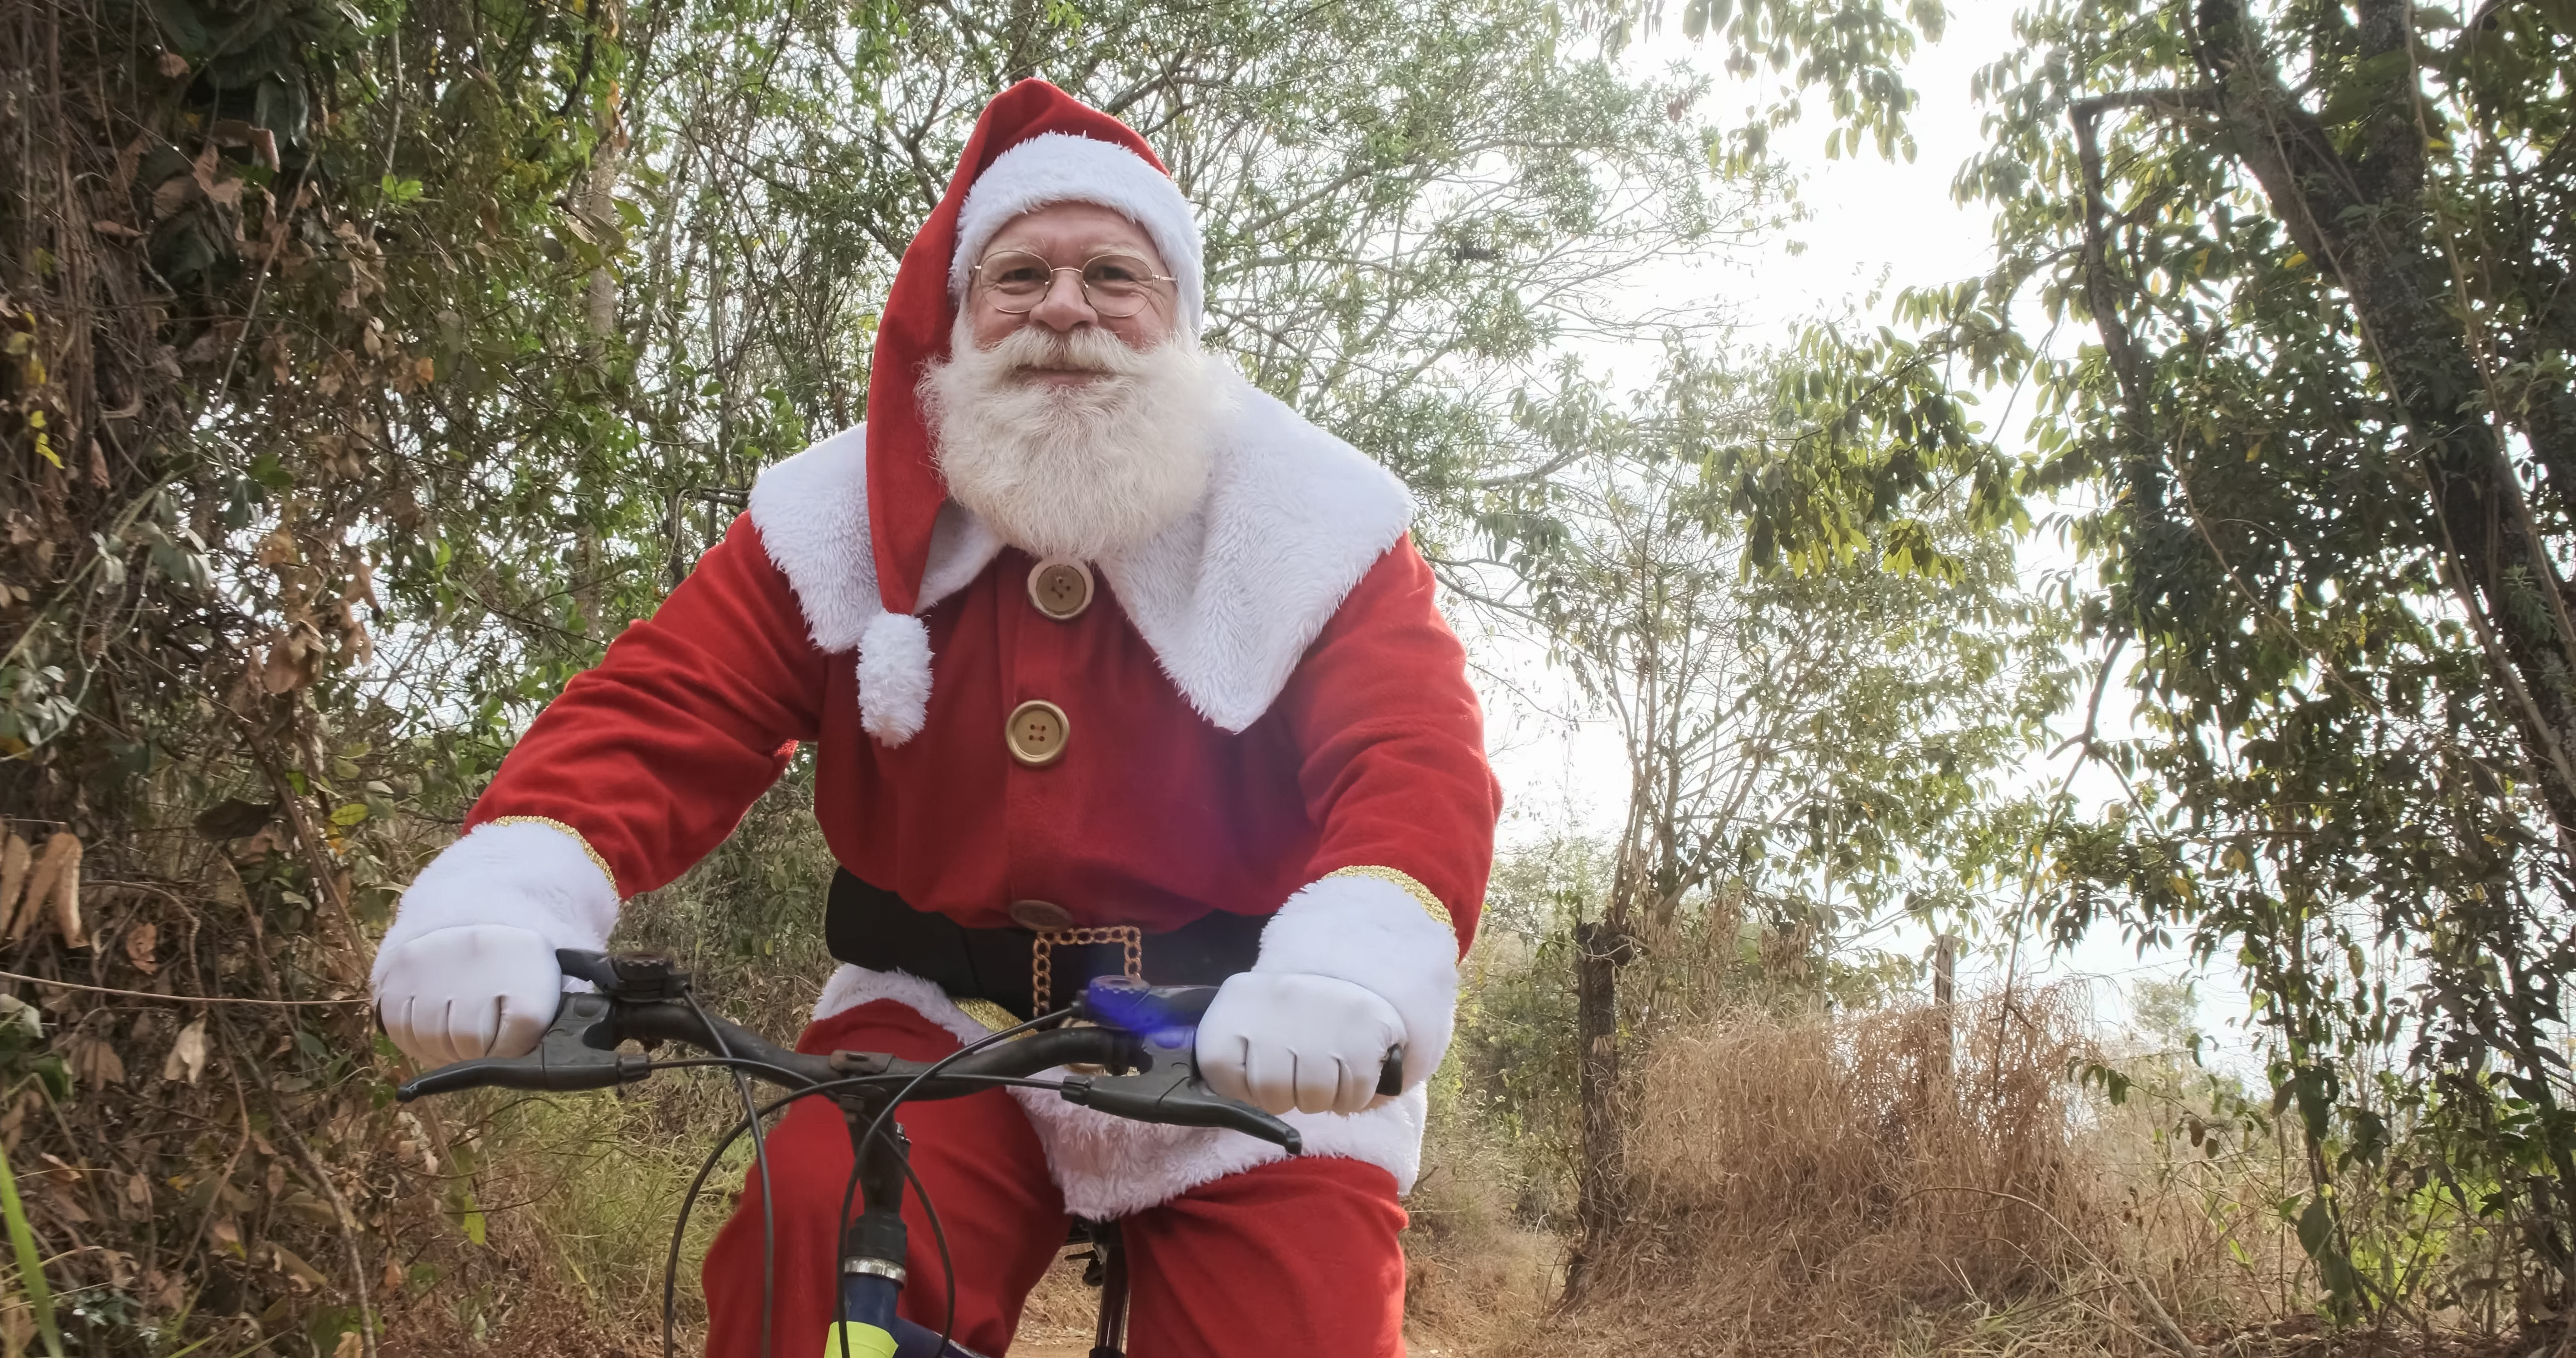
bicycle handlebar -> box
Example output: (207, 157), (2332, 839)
(393, 951), (1403, 1155)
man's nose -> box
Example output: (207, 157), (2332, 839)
(1025, 268), (1100, 332)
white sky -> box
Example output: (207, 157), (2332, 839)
(1468, 2), (2265, 1071)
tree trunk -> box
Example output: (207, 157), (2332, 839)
(1565, 919), (1634, 1300)
(579, 123), (628, 350)
(2196, 0), (2576, 842)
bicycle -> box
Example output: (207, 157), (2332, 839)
(395, 948), (1400, 1358)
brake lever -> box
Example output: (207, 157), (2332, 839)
(395, 990), (649, 1100)
(1057, 1027), (1305, 1153)
(1057, 978), (1409, 1151)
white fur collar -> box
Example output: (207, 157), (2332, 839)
(747, 431), (1006, 649)
(745, 372), (1413, 739)
(1097, 379), (1414, 730)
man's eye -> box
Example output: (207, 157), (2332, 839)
(982, 252), (1052, 290)
(1087, 258), (1151, 285)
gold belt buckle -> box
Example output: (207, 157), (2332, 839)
(1033, 926), (1142, 1075)
(1030, 925), (1143, 1016)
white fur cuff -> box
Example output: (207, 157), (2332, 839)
(373, 820), (620, 988)
(1254, 875), (1461, 1089)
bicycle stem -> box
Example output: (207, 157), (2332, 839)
(832, 1098), (912, 1358)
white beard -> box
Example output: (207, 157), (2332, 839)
(920, 317), (1233, 561)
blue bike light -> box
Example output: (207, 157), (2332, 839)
(1077, 976), (1200, 1047)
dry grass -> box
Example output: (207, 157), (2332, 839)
(1446, 989), (2308, 1357)
(1602, 994), (2098, 1334)
(1402, 1158), (1558, 1354)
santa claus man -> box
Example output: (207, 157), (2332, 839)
(370, 80), (1499, 1355)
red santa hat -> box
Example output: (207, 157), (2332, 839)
(863, 80), (1205, 621)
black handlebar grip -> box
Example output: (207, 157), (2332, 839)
(1377, 1047), (1405, 1099)
(397, 1049), (651, 1101)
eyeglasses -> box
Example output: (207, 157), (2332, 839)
(970, 249), (1177, 318)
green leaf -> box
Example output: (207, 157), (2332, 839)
(2320, 50), (2414, 125)
(448, 1179), (487, 1246)
(0, 1137), (67, 1358)
(2296, 1193), (2335, 1259)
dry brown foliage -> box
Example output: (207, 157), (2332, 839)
(1606, 995), (2092, 1321)
(1439, 990), (2281, 1357)
(0, 820), (453, 1358)
(1403, 1129), (1559, 1354)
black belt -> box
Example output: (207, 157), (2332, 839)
(825, 870), (1266, 1021)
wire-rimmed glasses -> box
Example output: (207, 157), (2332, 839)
(970, 249), (1176, 318)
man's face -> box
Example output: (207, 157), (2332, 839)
(964, 202), (1177, 376)
(924, 201), (1223, 562)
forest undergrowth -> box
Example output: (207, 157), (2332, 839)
(1411, 984), (2532, 1358)
(351, 848), (2529, 1358)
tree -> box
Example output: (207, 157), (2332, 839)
(1492, 345), (2064, 1293)
(1726, 0), (2576, 1325)
(1, 0), (615, 1344)
(0, 0), (1868, 1346)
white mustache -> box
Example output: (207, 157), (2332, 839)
(977, 324), (1154, 378)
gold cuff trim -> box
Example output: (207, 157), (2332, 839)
(489, 816), (621, 896)
(954, 997), (1020, 1034)
(1326, 865), (1453, 932)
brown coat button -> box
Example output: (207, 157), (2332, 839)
(1027, 559), (1094, 620)
(1006, 699), (1069, 767)
(1009, 899), (1074, 930)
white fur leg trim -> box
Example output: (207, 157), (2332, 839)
(373, 821), (618, 990)
(1257, 875), (1460, 1090)
(857, 611), (932, 744)
(810, 965), (994, 1047)
(1011, 1082), (1426, 1221)
(949, 133), (1204, 332)
(808, 966), (1427, 1216)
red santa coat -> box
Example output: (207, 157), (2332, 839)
(384, 375), (1501, 1215)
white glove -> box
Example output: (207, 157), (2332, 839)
(1196, 972), (1405, 1116)
(374, 924), (565, 1066)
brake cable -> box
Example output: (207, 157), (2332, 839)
(658, 1069), (1067, 1358)
(832, 1006), (1073, 1358)
(683, 983), (778, 1358)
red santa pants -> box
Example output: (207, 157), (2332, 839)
(701, 999), (1410, 1357)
